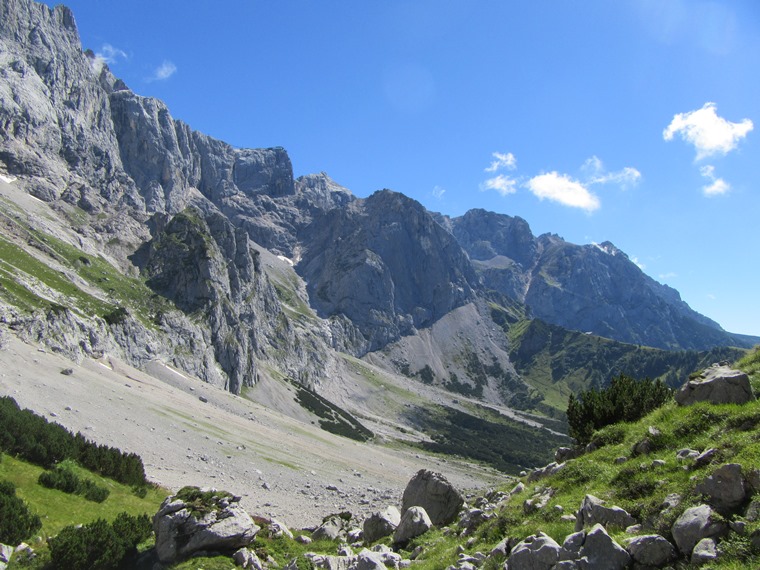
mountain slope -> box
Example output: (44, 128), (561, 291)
(448, 209), (755, 350)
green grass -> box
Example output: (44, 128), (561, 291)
(0, 454), (167, 540)
(363, 348), (760, 568)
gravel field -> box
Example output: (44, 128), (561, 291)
(0, 333), (507, 529)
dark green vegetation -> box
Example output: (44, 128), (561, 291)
(292, 381), (374, 442)
(38, 460), (110, 503)
(0, 396), (147, 487)
(505, 317), (746, 413)
(566, 373), (673, 444)
(0, 478), (42, 545)
(175, 485), (234, 519)
(407, 404), (568, 473)
(48, 513), (152, 570)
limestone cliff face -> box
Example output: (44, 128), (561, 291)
(298, 190), (478, 354)
(449, 211), (739, 351)
(0, 0), (756, 404)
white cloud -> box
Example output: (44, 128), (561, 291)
(663, 102), (753, 159)
(631, 256), (646, 270)
(526, 172), (600, 212)
(699, 164), (731, 196)
(485, 152), (517, 173)
(91, 43), (127, 74)
(149, 60), (177, 81)
(481, 174), (518, 196)
(431, 185), (446, 199)
(582, 156), (641, 188)
(659, 271), (678, 281)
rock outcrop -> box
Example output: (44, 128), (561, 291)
(153, 488), (260, 564)
(675, 364), (755, 406)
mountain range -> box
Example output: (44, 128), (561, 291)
(0, 0), (757, 469)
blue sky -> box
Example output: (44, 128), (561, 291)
(47, 1), (760, 336)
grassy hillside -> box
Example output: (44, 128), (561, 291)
(394, 346), (760, 569)
(505, 317), (747, 413)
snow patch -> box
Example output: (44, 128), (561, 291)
(0, 174), (18, 184)
(277, 255), (294, 266)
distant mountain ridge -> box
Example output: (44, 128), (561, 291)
(0, 0), (756, 422)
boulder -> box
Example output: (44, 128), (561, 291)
(575, 494), (636, 531)
(393, 506), (433, 545)
(579, 524), (631, 570)
(312, 514), (350, 542)
(675, 364), (755, 406)
(625, 534), (677, 567)
(233, 547), (264, 570)
(355, 549), (390, 570)
(523, 487), (554, 514)
(691, 537), (719, 566)
(694, 463), (747, 513)
(671, 504), (727, 555)
(0, 544), (14, 570)
(363, 506), (401, 544)
(506, 532), (560, 570)
(401, 470), (463, 526)
(153, 489), (259, 564)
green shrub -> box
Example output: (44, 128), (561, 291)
(48, 513), (152, 570)
(0, 479), (42, 545)
(38, 461), (110, 503)
(566, 374), (672, 444)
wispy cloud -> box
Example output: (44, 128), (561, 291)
(582, 156), (641, 189)
(431, 185), (446, 199)
(485, 151), (517, 173)
(699, 164), (730, 196)
(526, 172), (600, 212)
(91, 43), (127, 74)
(663, 102), (753, 160)
(480, 174), (518, 196)
(148, 60), (177, 82)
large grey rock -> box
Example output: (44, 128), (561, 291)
(671, 504), (727, 555)
(401, 470), (464, 526)
(354, 549), (387, 570)
(393, 506), (432, 546)
(694, 463), (747, 513)
(153, 489), (259, 564)
(625, 534), (677, 567)
(506, 532), (560, 570)
(578, 524), (631, 570)
(363, 506), (401, 544)
(675, 364), (755, 406)
(575, 494), (636, 531)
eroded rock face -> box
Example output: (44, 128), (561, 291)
(675, 364), (755, 406)
(153, 488), (259, 564)
(400, 469), (464, 526)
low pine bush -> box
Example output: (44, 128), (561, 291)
(38, 461), (110, 503)
(567, 373), (672, 444)
(0, 479), (42, 545)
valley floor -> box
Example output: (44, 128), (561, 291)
(0, 333), (506, 528)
